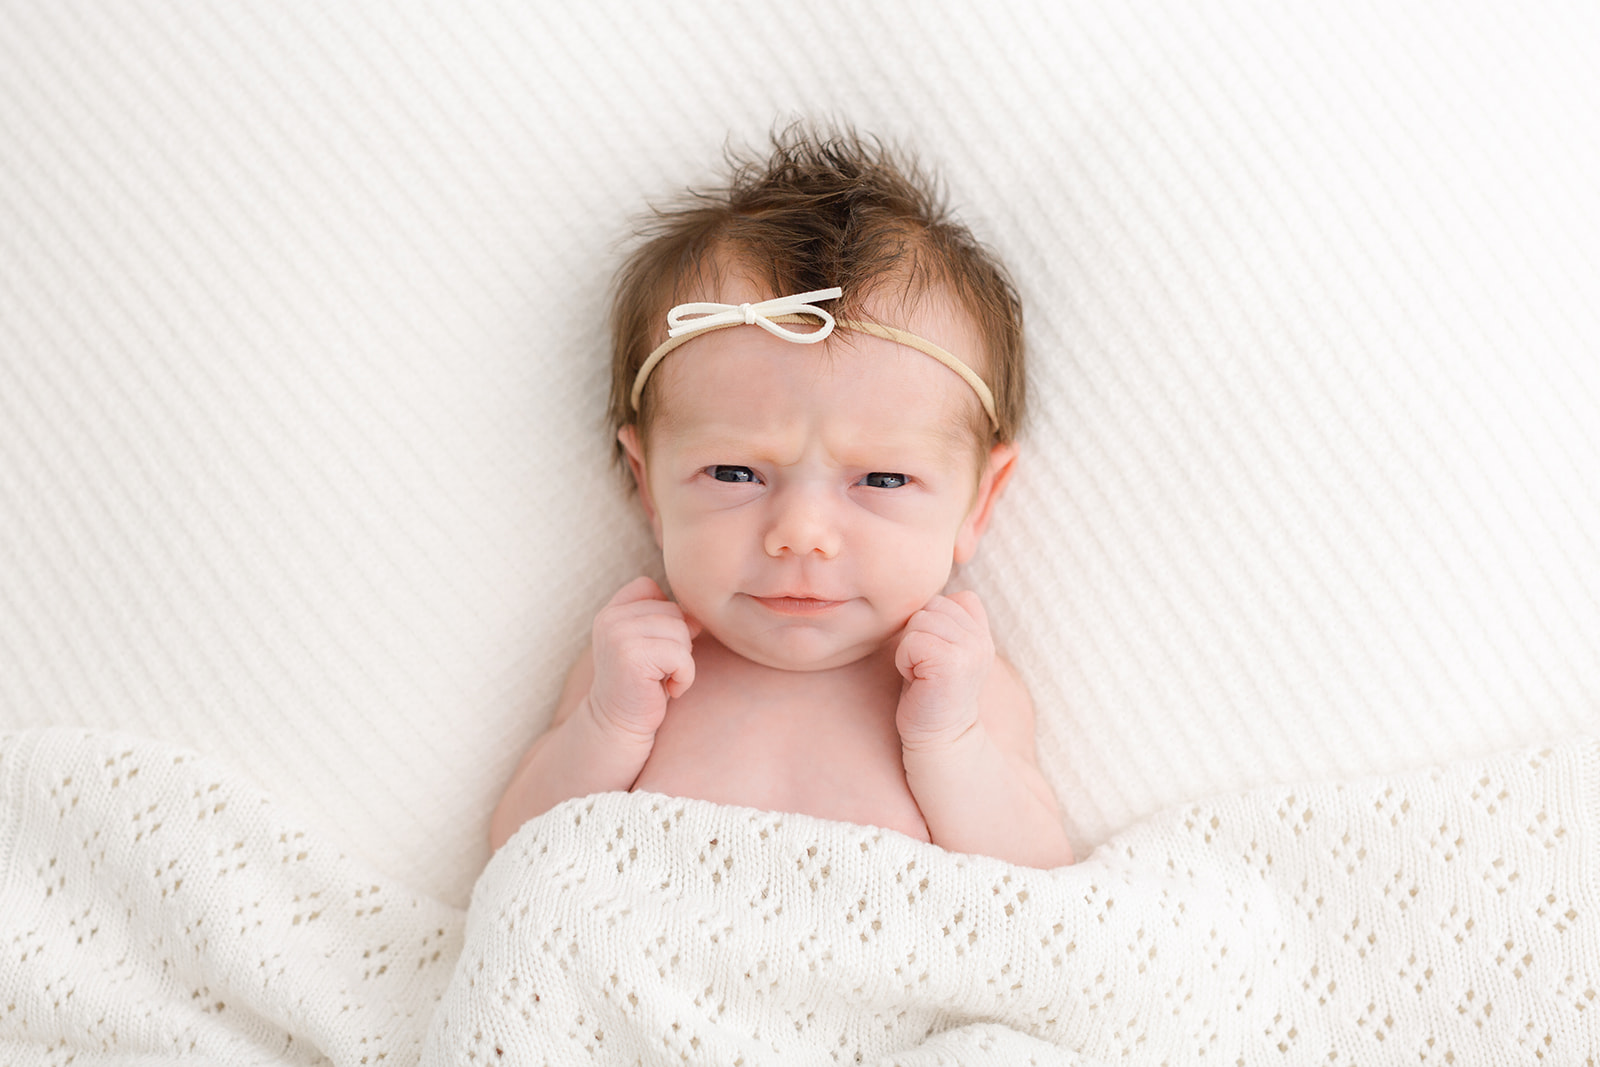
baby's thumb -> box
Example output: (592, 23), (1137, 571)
(663, 644), (697, 699)
(894, 628), (928, 684)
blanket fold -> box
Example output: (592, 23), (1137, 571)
(0, 729), (466, 1065)
(3, 728), (1597, 1065)
(426, 742), (1600, 1065)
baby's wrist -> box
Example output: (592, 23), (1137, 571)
(579, 697), (660, 752)
(899, 717), (986, 760)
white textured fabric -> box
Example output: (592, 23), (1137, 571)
(0, 729), (466, 1065)
(4, 729), (1596, 1065)
(3, 2), (1599, 912)
(433, 741), (1600, 1064)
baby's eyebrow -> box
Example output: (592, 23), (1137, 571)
(925, 416), (987, 458)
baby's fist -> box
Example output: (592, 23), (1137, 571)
(587, 577), (698, 743)
(894, 590), (994, 751)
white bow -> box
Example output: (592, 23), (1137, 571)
(665, 287), (842, 343)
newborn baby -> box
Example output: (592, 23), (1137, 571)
(491, 127), (1072, 869)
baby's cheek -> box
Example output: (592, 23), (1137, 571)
(890, 542), (961, 609)
(659, 547), (706, 605)
(661, 536), (737, 614)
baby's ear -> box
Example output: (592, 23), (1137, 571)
(618, 425), (664, 547)
(954, 442), (1019, 564)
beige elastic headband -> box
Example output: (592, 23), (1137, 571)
(629, 287), (998, 428)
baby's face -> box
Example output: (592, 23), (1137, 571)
(622, 281), (1015, 673)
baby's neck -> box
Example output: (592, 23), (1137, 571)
(675, 632), (906, 734)
(631, 622), (928, 840)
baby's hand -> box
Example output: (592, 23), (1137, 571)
(586, 577), (698, 744)
(894, 590), (994, 752)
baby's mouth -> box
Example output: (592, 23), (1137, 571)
(748, 594), (846, 616)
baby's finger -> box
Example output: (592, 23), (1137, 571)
(903, 603), (971, 645)
(641, 635), (696, 698)
(662, 662), (695, 699)
(894, 627), (952, 682)
(944, 589), (988, 630)
(603, 594), (686, 625)
(616, 614), (697, 648)
(893, 628), (924, 681)
(607, 575), (669, 608)
(918, 591), (988, 639)
(596, 615), (697, 670)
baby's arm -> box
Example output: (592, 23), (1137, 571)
(488, 577), (696, 851)
(896, 592), (1074, 869)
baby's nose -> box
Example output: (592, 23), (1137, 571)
(763, 487), (841, 560)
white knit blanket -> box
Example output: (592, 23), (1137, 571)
(3, 729), (1597, 1065)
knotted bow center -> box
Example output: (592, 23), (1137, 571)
(665, 288), (842, 343)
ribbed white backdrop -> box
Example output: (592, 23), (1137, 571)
(2, 1), (1597, 905)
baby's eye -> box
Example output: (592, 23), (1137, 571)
(708, 465), (759, 484)
(859, 472), (908, 489)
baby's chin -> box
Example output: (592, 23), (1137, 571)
(700, 621), (893, 674)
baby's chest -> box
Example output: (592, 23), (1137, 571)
(630, 662), (930, 841)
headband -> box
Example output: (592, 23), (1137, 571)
(628, 287), (999, 428)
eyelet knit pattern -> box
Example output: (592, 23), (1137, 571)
(430, 741), (1598, 1065)
(4, 729), (1596, 1065)
(0, 729), (465, 1065)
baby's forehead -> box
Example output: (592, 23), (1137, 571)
(648, 325), (988, 462)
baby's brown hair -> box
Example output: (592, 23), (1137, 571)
(608, 123), (1026, 459)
